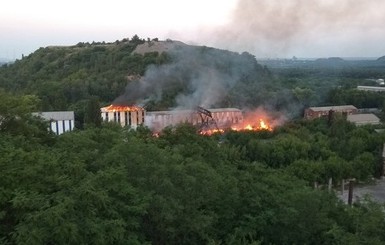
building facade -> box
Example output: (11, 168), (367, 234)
(100, 105), (145, 129)
(347, 113), (380, 126)
(357, 86), (385, 92)
(101, 105), (244, 132)
(145, 108), (243, 131)
(304, 105), (357, 119)
(33, 111), (75, 135)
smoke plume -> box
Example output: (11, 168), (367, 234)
(114, 44), (269, 110)
(114, 0), (385, 114)
(201, 0), (385, 57)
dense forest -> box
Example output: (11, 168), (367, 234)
(2, 90), (385, 244)
(2, 36), (385, 244)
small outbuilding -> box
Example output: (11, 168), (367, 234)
(347, 113), (380, 126)
(304, 105), (357, 119)
(33, 111), (75, 135)
(357, 86), (385, 92)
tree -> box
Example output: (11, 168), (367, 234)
(351, 152), (376, 180)
(84, 96), (102, 127)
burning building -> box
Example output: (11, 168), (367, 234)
(100, 105), (145, 129)
(145, 107), (243, 132)
(100, 104), (275, 134)
(101, 105), (244, 131)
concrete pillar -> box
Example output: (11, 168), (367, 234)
(348, 180), (354, 206)
(341, 179), (345, 195)
(328, 177), (333, 192)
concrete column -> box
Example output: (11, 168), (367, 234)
(348, 180), (354, 206)
(328, 177), (333, 192)
(341, 179), (345, 195)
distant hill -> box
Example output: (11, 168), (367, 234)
(377, 56), (385, 62)
(0, 58), (11, 66)
(133, 39), (188, 55)
(315, 57), (345, 62)
(0, 36), (153, 111)
(0, 36), (278, 115)
(314, 57), (346, 67)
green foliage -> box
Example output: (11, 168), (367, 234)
(1, 119), (385, 244)
(0, 90), (55, 144)
(327, 88), (385, 109)
(2, 36), (385, 244)
(226, 117), (384, 184)
(84, 96), (102, 127)
(0, 37), (165, 119)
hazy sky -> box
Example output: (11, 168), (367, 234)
(1, 0), (385, 59)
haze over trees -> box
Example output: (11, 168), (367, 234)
(1, 36), (385, 244)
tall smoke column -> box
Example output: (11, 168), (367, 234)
(199, 0), (385, 57)
(114, 44), (264, 109)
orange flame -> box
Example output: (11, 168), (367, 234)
(102, 104), (142, 112)
(245, 124), (253, 130)
(200, 118), (272, 136)
(231, 118), (272, 132)
(259, 119), (271, 130)
(200, 128), (224, 136)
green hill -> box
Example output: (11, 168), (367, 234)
(0, 36), (165, 111)
(0, 36), (277, 114)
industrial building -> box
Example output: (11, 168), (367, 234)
(100, 105), (145, 129)
(304, 105), (383, 127)
(100, 105), (243, 131)
(145, 108), (243, 131)
(347, 113), (380, 126)
(357, 86), (385, 92)
(304, 105), (357, 119)
(33, 111), (75, 135)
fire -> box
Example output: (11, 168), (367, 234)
(200, 118), (272, 136)
(102, 104), (142, 112)
(231, 118), (272, 132)
(245, 124), (253, 130)
(200, 128), (224, 136)
(259, 119), (271, 130)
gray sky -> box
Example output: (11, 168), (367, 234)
(1, 0), (385, 60)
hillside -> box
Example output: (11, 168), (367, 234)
(378, 55), (385, 62)
(0, 36), (161, 110)
(0, 36), (280, 118)
(133, 39), (188, 55)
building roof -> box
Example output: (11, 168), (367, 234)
(209, 108), (242, 112)
(146, 110), (193, 116)
(357, 86), (385, 91)
(307, 105), (357, 112)
(347, 113), (380, 125)
(33, 111), (74, 121)
(146, 108), (241, 116)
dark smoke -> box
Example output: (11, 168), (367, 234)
(202, 0), (385, 57)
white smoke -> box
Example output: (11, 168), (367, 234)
(115, 44), (262, 110)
